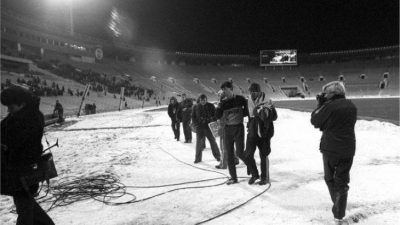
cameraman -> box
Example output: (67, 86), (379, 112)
(1, 86), (55, 225)
(311, 81), (357, 225)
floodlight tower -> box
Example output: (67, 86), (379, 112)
(51, 0), (74, 36)
(68, 2), (74, 36)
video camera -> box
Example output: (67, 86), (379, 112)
(20, 139), (59, 191)
(316, 92), (328, 107)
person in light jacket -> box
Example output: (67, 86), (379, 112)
(245, 83), (277, 185)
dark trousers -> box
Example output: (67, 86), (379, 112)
(245, 135), (271, 180)
(200, 136), (206, 150)
(323, 154), (354, 220)
(171, 120), (180, 139)
(218, 133), (239, 169)
(13, 184), (55, 225)
(224, 124), (246, 179)
(195, 126), (220, 162)
(182, 120), (192, 141)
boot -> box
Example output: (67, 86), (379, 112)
(215, 165), (226, 169)
(259, 178), (269, 185)
(248, 175), (260, 185)
(334, 219), (349, 225)
(226, 178), (238, 185)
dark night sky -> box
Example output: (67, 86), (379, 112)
(2, 0), (399, 54)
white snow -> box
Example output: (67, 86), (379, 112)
(1, 108), (399, 225)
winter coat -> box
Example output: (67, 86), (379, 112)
(247, 94), (277, 139)
(216, 95), (249, 125)
(311, 96), (357, 159)
(168, 97), (180, 122)
(177, 98), (194, 122)
(1, 100), (45, 194)
(54, 102), (63, 115)
(192, 102), (217, 128)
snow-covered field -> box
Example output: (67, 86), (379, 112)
(1, 107), (399, 225)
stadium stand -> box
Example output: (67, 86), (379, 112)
(1, 8), (399, 120)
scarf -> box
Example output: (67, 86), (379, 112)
(247, 92), (270, 137)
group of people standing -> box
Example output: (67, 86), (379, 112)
(168, 81), (278, 186)
(168, 80), (357, 225)
(167, 93), (193, 143)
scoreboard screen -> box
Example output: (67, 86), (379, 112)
(260, 50), (297, 66)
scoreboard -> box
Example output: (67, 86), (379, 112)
(260, 50), (297, 66)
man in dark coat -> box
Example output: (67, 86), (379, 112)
(1, 86), (55, 225)
(53, 99), (64, 123)
(245, 83), (277, 185)
(311, 81), (357, 225)
(192, 94), (221, 163)
(177, 93), (193, 143)
(168, 96), (180, 141)
(194, 96), (206, 150)
(215, 81), (249, 185)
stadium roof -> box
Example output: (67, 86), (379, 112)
(2, 0), (399, 54)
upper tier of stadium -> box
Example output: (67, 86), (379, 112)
(1, 9), (399, 103)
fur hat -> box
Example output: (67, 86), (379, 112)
(1, 86), (32, 106)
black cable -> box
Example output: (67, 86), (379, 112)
(37, 173), (229, 211)
(34, 132), (270, 224)
(195, 182), (272, 225)
(157, 146), (229, 179)
(37, 174), (128, 211)
(125, 177), (227, 188)
(157, 144), (274, 224)
(108, 179), (228, 206)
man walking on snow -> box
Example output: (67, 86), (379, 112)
(177, 93), (193, 143)
(191, 94), (221, 163)
(168, 97), (180, 141)
(216, 81), (249, 185)
(245, 83), (277, 185)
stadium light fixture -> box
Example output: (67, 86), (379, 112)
(48, 0), (75, 35)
